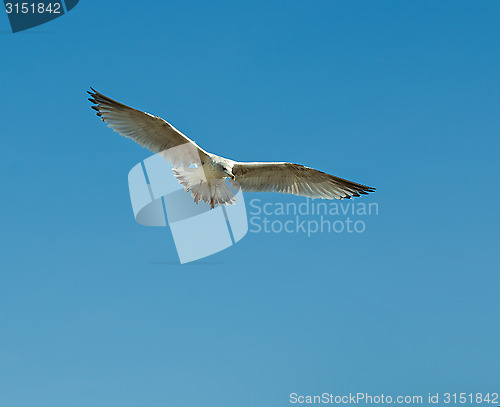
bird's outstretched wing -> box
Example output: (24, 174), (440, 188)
(232, 162), (375, 200)
(88, 88), (209, 167)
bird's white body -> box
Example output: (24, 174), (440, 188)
(172, 154), (237, 208)
(202, 154), (235, 180)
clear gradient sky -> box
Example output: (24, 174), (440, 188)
(1, 1), (499, 406)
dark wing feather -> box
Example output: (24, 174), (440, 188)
(232, 162), (375, 200)
(88, 88), (209, 166)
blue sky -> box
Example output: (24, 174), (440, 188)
(1, 1), (499, 406)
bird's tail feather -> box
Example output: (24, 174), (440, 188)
(172, 167), (237, 209)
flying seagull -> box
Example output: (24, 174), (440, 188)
(88, 88), (375, 208)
